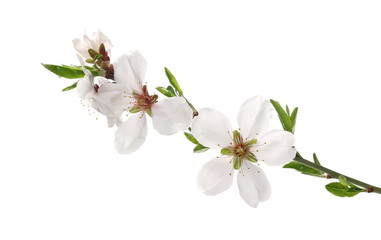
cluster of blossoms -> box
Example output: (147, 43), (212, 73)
(73, 31), (194, 154)
(46, 30), (297, 207)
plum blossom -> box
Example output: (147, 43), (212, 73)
(73, 30), (113, 65)
(112, 51), (193, 154)
(77, 68), (127, 127)
(191, 96), (296, 207)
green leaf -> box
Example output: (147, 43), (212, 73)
(286, 105), (290, 115)
(42, 64), (101, 79)
(184, 132), (199, 145)
(283, 161), (324, 177)
(270, 99), (293, 133)
(62, 81), (78, 91)
(290, 107), (298, 124)
(290, 107), (298, 133)
(43, 64), (85, 79)
(325, 182), (364, 197)
(313, 153), (321, 165)
(193, 144), (209, 153)
(166, 86), (177, 96)
(164, 67), (183, 96)
(325, 183), (350, 197)
(156, 87), (174, 97)
(83, 66), (102, 76)
(338, 176), (349, 187)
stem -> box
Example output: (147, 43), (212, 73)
(181, 95), (198, 117)
(293, 155), (381, 194)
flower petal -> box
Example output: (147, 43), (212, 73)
(113, 52), (146, 93)
(237, 96), (273, 140)
(96, 76), (110, 86)
(237, 162), (271, 207)
(77, 75), (94, 100)
(73, 38), (90, 60)
(191, 108), (233, 149)
(151, 97), (193, 135)
(92, 30), (113, 52)
(197, 156), (234, 195)
(253, 130), (296, 166)
(128, 50), (147, 85)
(76, 53), (87, 66)
(115, 114), (148, 154)
(92, 82), (130, 127)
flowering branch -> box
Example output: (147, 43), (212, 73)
(42, 29), (381, 208)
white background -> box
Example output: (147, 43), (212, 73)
(1, 0), (381, 239)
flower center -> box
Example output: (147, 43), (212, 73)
(130, 85), (158, 116)
(234, 143), (248, 157)
(220, 130), (258, 170)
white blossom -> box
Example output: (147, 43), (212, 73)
(73, 30), (112, 65)
(112, 51), (193, 154)
(77, 68), (127, 127)
(191, 96), (296, 207)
